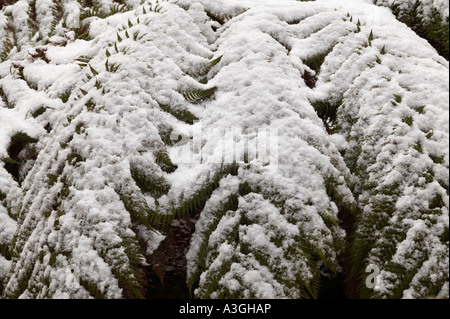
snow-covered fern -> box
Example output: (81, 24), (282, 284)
(373, 0), (449, 58)
(0, 0), (448, 299)
(309, 1), (449, 298)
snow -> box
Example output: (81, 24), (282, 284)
(0, 0), (448, 299)
(35, 0), (56, 42)
(136, 225), (166, 256)
(0, 12), (8, 58)
(45, 40), (94, 65)
(23, 62), (80, 91)
(0, 206), (17, 258)
(4, 1), (32, 51)
(0, 255), (12, 285)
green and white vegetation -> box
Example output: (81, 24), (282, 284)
(373, 0), (449, 57)
(0, 0), (448, 299)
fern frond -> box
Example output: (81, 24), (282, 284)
(182, 87), (217, 104)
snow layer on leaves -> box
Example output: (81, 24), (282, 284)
(374, 0), (449, 20)
(0, 255), (12, 286)
(0, 11), (8, 58)
(35, 0), (56, 42)
(0, 0), (147, 60)
(184, 1), (357, 299)
(0, 0), (448, 300)
(0, 205), (16, 245)
(372, 0), (449, 58)
(1, 1), (212, 299)
(4, 1), (32, 51)
(311, 0), (449, 299)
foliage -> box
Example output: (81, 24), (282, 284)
(0, 0), (448, 300)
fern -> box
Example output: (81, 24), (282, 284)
(110, 3), (128, 15)
(182, 87), (217, 104)
(189, 56), (222, 79)
(0, 37), (14, 62)
(158, 104), (198, 125)
(311, 100), (342, 131)
(0, 0), (448, 300)
(303, 48), (334, 76)
(382, 0), (449, 58)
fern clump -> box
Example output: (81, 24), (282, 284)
(314, 2), (449, 298)
(0, 0), (448, 299)
(1, 0), (213, 298)
(184, 7), (358, 298)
